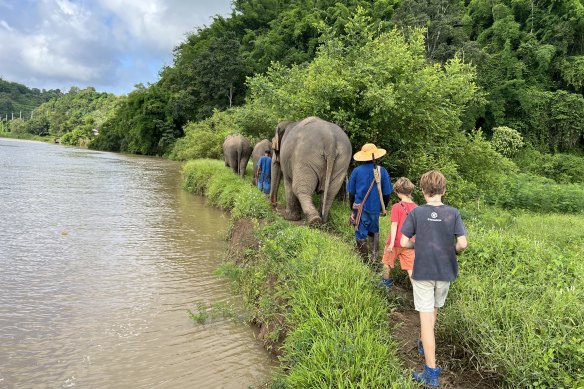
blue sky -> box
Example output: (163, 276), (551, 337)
(0, 0), (233, 95)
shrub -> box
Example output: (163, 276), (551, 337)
(491, 126), (524, 157)
(169, 110), (239, 161)
(501, 173), (584, 213)
(513, 147), (584, 184)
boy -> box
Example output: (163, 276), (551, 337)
(381, 177), (417, 287)
(400, 170), (468, 387)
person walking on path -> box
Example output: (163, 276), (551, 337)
(347, 143), (392, 268)
(381, 177), (417, 288)
(400, 170), (468, 387)
(256, 150), (272, 194)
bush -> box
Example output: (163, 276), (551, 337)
(513, 147), (584, 184)
(491, 126), (524, 157)
(169, 110), (239, 161)
(500, 173), (584, 213)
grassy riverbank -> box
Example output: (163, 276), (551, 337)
(183, 159), (584, 388)
(0, 131), (51, 142)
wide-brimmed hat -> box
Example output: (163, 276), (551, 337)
(353, 143), (387, 161)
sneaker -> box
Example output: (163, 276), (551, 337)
(412, 364), (440, 387)
(417, 339), (424, 356)
(381, 278), (393, 288)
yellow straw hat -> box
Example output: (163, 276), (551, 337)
(353, 143), (387, 161)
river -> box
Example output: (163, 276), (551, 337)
(0, 139), (274, 388)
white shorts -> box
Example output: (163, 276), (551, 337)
(411, 279), (451, 312)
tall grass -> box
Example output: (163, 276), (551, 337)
(439, 208), (584, 388)
(327, 201), (584, 388)
(182, 159), (414, 388)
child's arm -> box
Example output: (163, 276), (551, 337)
(455, 235), (468, 253)
(385, 222), (398, 253)
(400, 234), (414, 249)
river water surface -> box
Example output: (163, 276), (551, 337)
(0, 139), (274, 388)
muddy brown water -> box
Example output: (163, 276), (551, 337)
(0, 139), (274, 388)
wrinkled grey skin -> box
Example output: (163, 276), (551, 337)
(269, 117), (352, 224)
(223, 134), (252, 177)
(251, 139), (272, 185)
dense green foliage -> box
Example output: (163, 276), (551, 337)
(28, 87), (119, 146)
(182, 159), (414, 388)
(1, 85), (119, 147)
(0, 78), (62, 121)
(83, 0), (584, 156)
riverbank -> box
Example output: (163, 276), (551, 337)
(0, 131), (51, 142)
(183, 159), (584, 388)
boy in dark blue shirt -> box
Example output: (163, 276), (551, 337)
(400, 170), (468, 387)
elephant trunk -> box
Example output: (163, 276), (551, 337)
(269, 160), (281, 206)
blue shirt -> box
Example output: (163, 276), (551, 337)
(257, 156), (271, 178)
(401, 204), (467, 281)
(347, 162), (392, 214)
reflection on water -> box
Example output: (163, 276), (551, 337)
(0, 139), (274, 388)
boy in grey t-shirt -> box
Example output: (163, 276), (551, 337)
(400, 170), (468, 387)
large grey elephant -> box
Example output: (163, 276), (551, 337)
(223, 134), (252, 177)
(251, 139), (272, 185)
(269, 117), (352, 224)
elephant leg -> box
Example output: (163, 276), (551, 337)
(239, 155), (250, 177)
(293, 173), (321, 224)
(283, 176), (301, 221)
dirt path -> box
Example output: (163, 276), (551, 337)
(388, 285), (500, 388)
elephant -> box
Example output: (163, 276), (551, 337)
(223, 134), (252, 177)
(269, 116), (352, 224)
(251, 139), (272, 185)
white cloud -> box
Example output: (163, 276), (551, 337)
(0, 20), (13, 31)
(0, 0), (232, 94)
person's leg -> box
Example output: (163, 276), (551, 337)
(420, 311), (437, 367)
(355, 222), (369, 262)
(412, 279), (441, 386)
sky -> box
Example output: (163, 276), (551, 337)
(0, 0), (233, 95)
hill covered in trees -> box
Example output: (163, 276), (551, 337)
(0, 78), (62, 120)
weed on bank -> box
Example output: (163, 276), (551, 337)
(182, 159), (414, 388)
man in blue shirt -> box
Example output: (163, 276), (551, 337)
(256, 150), (272, 194)
(347, 143), (393, 267)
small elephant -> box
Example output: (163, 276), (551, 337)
(251, 139), (272, 185)
(223, 134), (252, 177)
(269, 117), (352, 224)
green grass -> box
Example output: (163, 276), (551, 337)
(0, 131), (51, 142)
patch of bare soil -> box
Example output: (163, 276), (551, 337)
(388, 285), (501, 388)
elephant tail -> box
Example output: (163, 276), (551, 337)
(321, 152), (334, 222)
